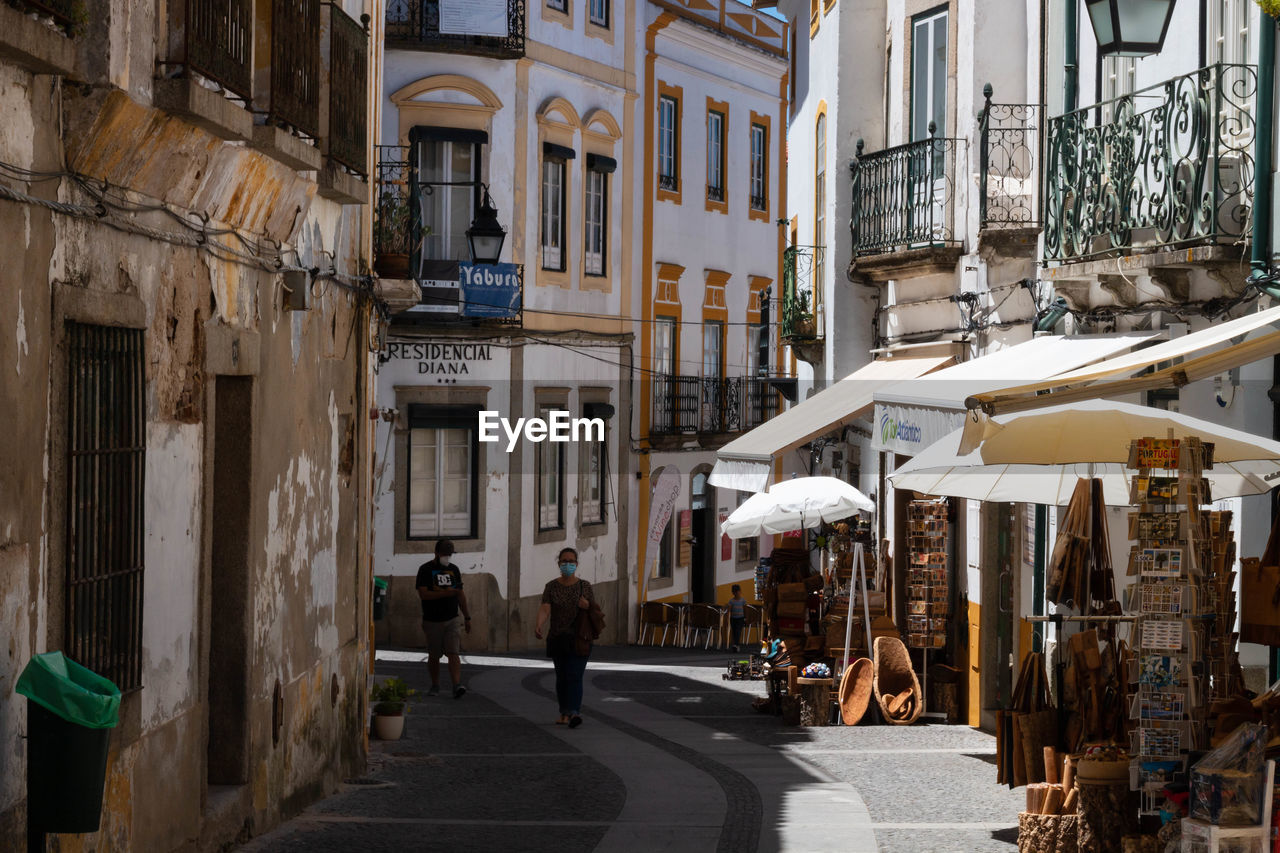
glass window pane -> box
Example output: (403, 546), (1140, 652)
(931, 16), (947, 135)
(442, 478), (468, 513)
(912, 20), (929, 139)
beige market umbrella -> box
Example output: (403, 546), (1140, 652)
(719, 476), (874, 538)
(889, 400), (1280, 505)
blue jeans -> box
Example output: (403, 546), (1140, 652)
(552, 649), (591, 715)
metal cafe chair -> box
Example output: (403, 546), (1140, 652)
(638, 601), (676, 647)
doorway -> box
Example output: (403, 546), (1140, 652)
(205, 376), (252, 786)
(690, 471), (716, 603)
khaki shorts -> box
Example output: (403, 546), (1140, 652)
(423, 615), (463, 657)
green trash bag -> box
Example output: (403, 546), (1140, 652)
(16, 651), (121, 729)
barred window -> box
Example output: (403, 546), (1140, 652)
(658, 96), (679, 189)
(65, 323), (145, 691)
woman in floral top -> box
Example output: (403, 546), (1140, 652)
(534, 547), (595, 728)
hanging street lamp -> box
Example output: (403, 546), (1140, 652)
(1084, 0), (1177, 57)
(465, 187), (506, 265)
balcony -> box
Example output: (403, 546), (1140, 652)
(375, 145), (522, 323)
(651, 376), (775, 436)
(0, 0), (80, 76)
(385, 0), (525, 58)
(268, 0), (321, 138)
(326, 6), (369, 177)
(1042, 63), (1256, 268)
(979, 89), (1040, 233)
(850, 131), (963, 258)
(781, 246), (823, 357)
(181, 0), (254, 102)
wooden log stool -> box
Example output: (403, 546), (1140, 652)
(796, 677), (834, 726)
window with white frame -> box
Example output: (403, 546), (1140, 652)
(814, 113), (826, 250)
(1101, 55), (1136, 125)
(537, 406), (565, 530)
(408, 408), (476, 539)
(702, 321), (723, 380)
(654, 315), (676, 374)
(707, 110), (724, 201)
(1209, 0), (1250, 65)
(749, 123), (767, 210)
(735, 491), (758, 563)
(580, 421), (606, 525)
(589, 0), (608, 26)
(584, 167), (607, 276)
(415, 137), (480, 263)
(541, 157), (566, 271)
(910, 9), (947, 140)
(547, 0), (566, 11)
(658, 95), (679, 190)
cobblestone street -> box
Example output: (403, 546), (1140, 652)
(238, 646), (1022, 852)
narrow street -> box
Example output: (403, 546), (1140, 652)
(238, 647), (1022, 853)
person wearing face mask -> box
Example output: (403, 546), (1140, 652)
(416, 539), (471, 698)
(534, 547), (596, 728)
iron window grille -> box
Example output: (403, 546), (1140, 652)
(385, 0), (526, 58)
(65, 323), (145, 692)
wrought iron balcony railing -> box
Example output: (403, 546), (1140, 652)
(183, 0), (253, 100)
(268, 0), (321, 137)
(659, 173), (678, 192)
(745, 377), (779, 429)
(850, 127), (963, 257)
(749, 193), (766, 211)
(707, 185), (724, 202)
(327, 6), (369, 176)
(781, 245), (823, 342)
(374, 145), (413, 270)
(979, 87), (1040, 230)
(1042, 63), (1256, 265)
(651, 376), (761, 436)
(385, 0), (525, 58)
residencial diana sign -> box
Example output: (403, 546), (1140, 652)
(872, 403), (966, 456)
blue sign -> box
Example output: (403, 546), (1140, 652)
(459, 262), (521, 318)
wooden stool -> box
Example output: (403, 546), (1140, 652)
(796, 677), (834, 726)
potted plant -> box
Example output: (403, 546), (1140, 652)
(373, 191), (413, 279)
(369, 676), (417, 740)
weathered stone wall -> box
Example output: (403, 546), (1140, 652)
(0, 34), (371, 853)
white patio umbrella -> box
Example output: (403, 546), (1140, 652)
(720, 476), (875, 538)
(889, 400), (1280, 505)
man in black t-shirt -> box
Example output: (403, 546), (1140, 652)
(416, 539), (471, 698)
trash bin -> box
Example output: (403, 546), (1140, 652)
(16, 651), (121, 834)
(373, 577), (389, 621)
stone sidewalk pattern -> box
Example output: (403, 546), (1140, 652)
(237, 646), (1022, 853)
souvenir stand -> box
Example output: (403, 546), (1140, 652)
(906, 498), (951, 719)
(1012, 437), (1278, 853)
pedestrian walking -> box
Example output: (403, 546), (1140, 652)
(728, 584), (746, 651)
(534, 547), (598, 729)
(416, 539), (471, 698)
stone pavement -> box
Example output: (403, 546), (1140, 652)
(237, 645), (1022, 853)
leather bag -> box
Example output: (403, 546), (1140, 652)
(1241, 512), (1280, 646)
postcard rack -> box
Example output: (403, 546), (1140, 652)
(906, 499), (949, 650)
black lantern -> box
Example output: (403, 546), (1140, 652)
(466, 188), (506, 265)
(1085, 0), (1176, 57)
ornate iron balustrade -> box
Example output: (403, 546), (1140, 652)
(327, 5), (369, 176)
(850, 128), (963, 257)
(659, 173), (678, 191)
(268, 0), (321, 137)
(781, 245), (823, 342)
(1043, 63), (1257, 265)
(979, 88), (1040, 229)
(651, 376), (754, 435)
(184, 0), (253, 100)
(749, 193), (766, 211)
(707, 185), (724, 202)
(374, 145), (413, 264)
(385, 0), (525, 58)
(745, 378), (779, 428)
(15, 0), (77, 33)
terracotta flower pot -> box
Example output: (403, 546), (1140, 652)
(372, 712), (405, 740)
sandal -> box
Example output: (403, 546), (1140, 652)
(555, 715), (569, 725)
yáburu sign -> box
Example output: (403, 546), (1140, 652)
(459, 262), (521, 319)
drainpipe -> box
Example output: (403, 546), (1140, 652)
(1250, 11), (1276, 294)
(1064, 0), (1078, 113)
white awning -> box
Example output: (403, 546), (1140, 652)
(967, 305), (1280, 415)
(871, 332), (1163, 455)
(708, 355), (954, 492)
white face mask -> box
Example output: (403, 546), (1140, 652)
(438, 556), (451, 567)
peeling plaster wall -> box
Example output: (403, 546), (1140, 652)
(0, 45), (370, 853)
